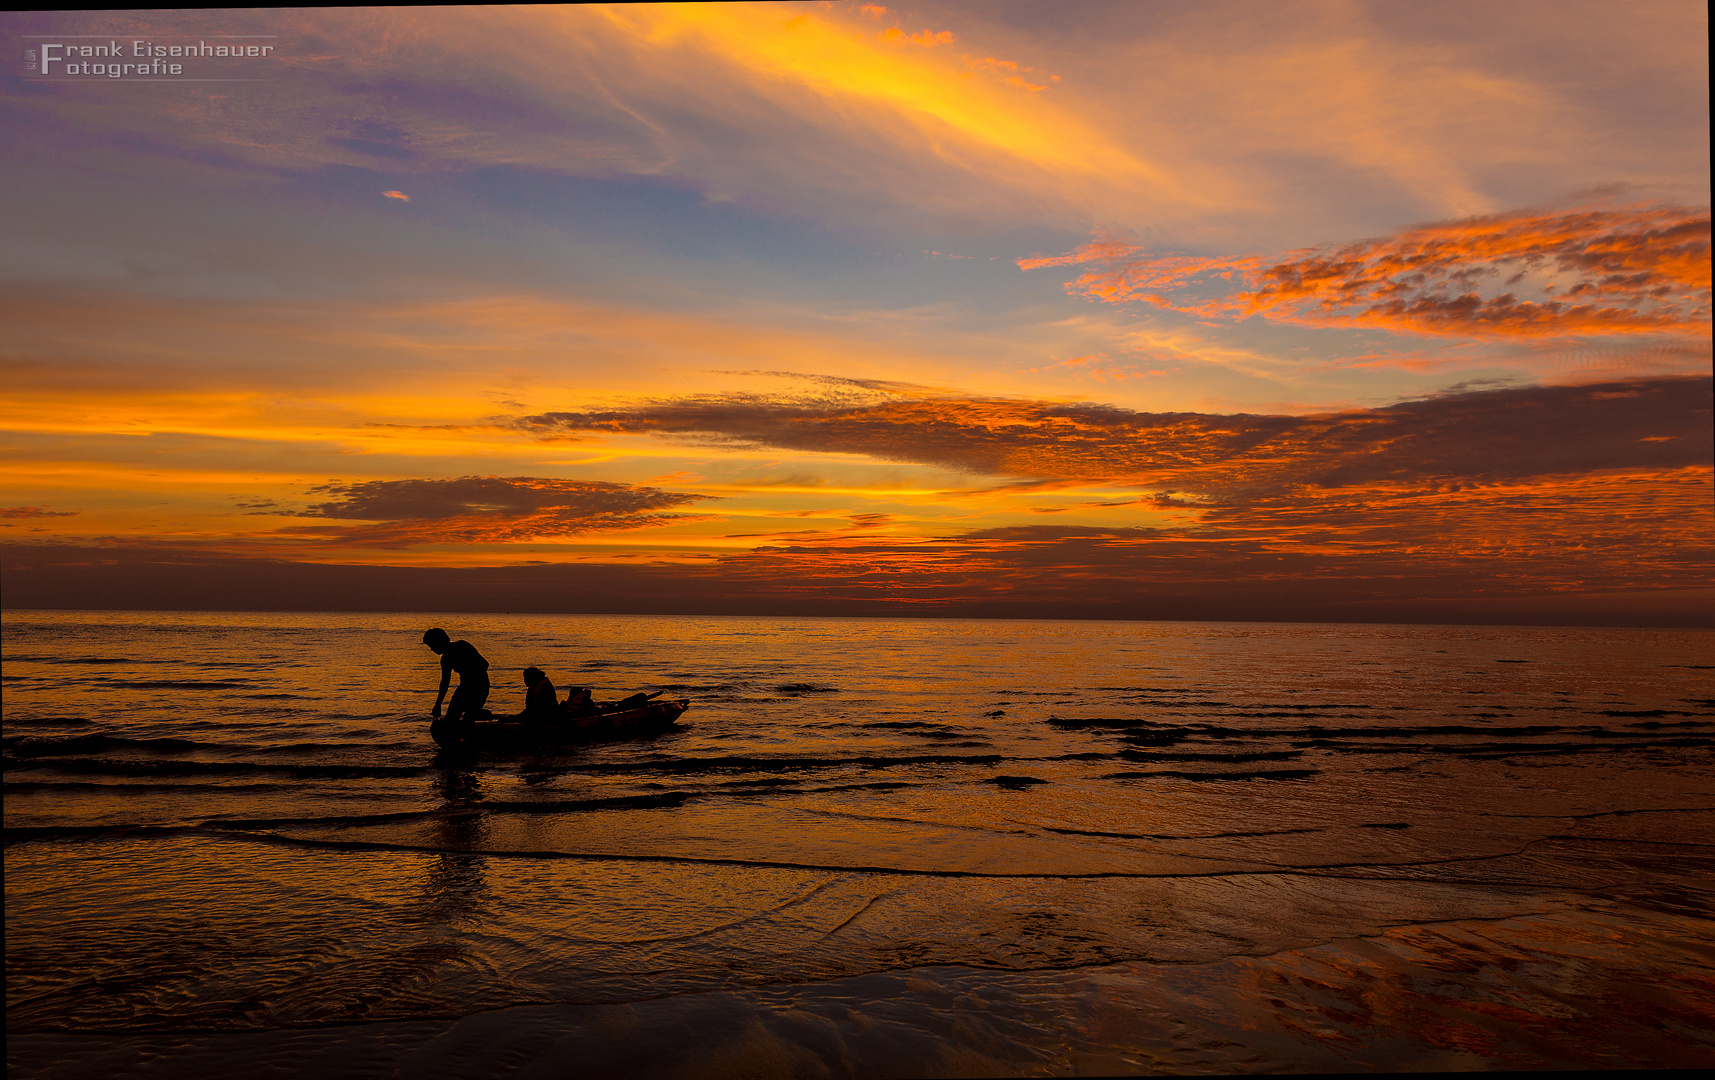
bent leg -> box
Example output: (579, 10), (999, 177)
(445, 679), (491, 723)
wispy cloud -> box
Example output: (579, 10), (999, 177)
(8, 2), (1704, 244)
(593, 2), (1183, 198)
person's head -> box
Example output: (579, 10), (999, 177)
(422, 627), (450, 653)
(523, 666), (546, 686)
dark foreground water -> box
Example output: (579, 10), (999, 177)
(4, 610), (1713, 1077)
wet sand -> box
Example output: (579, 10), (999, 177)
(10, 873), (1712, 1077)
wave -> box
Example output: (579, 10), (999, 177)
(461, 792), (694, 814)
(4, 823), (205, 844)
(1066, 715), (1715, 762)
(2, 748), (1017, 782)
(1221, 711), (1378, 719)
(1452, 738), (1714, 759)
(1052, 717), (1715, 739)
(1118, 750), (1305, 763)
(1090, 700), (1247, 709)
(1599, 709), (1703, 717)
(3, 780), (300, 793)
(256, 741), (420, 754)
(2, 757), (435, 779)
(1092, 686), (1204, 692)
(854, 721), (947, 730)
(4, 809), (436, 844)
(2, 791), (761, 841)
(1041, 825), (1322, 840)
(558, 753), (1007, 776)
(2, 655), (266, 669)
(983, 775), (1047, 789)
(2, 734), (205, 757)
(164, 828), (1247, 878)
(104, 680), (252, 690)
(1103, 769), (1321, 782)
(0, 655), (140, 665)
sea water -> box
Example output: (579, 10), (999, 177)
(5, 610), (1713, 1076)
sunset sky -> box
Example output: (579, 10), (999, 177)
(2, 2), (1710, 622)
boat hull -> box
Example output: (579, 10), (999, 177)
(431, 699), (689, 751)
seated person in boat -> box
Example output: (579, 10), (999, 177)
(560, 685), (605, 727)
(521, 667), (560, 722)
(563, 685), (594, 715)
(424, 628), (489, 725)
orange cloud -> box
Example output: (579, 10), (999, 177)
(740, 471), (1711, 587)
(966, 54), (1058, 91)
(12, 460), (1713, 623)
(1, 506), (78, 519)
(910, 29), (954, 47)
(1030, 206), (1712, 339)
(518, 376), (1713, 498)
(10, 384), (1712, 616)
(1017, 236), (1172, 273)
(878, 24), (953, 47)
(381, 190), (410, 201)
(664, 460), (1715, 613)
(283, 476), (714, 548)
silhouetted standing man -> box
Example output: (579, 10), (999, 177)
(424, 628), (490, 730)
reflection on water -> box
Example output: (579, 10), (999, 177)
(4, 610), (1712, 1073)
(424, 765), (487, 937)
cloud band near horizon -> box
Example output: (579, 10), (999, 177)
(280, 476), (714, 548)
(518, 376), (1711, 494)
(5, 375), (1708, 621)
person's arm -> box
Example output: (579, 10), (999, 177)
(432, 654), (452, 718)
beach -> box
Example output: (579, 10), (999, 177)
(5, 610), (1714, 1076)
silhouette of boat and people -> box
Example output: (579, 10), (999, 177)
(422, 628), (686, 751)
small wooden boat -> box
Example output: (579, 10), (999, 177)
(431, 693), (689, 751)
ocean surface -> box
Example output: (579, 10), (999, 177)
(5, 609), (1713, 1077)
